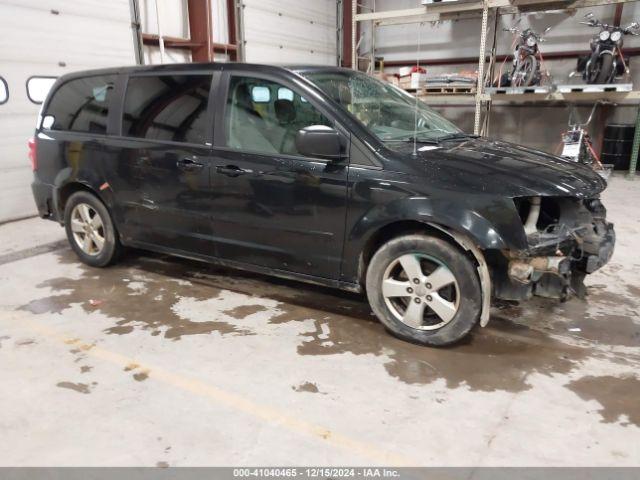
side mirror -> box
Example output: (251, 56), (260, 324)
(544, 26), (552, 34)
(295, 125), (343, 160)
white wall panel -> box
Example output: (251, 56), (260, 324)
(0, 0), (135, 222)
(243, 0), (338, 65)
(139, 0), (190, 38)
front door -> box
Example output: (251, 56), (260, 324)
(109, 73), (216, 257)
(209, 73), (349, 280)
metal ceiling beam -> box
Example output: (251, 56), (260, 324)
(354, 0), (639, 26)
(141, 34), (237, 54)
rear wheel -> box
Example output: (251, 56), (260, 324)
(64, 191), (122, 267)
(365, 234), (482, 347)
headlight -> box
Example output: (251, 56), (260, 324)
(610, 30), (622, 42)
(599, 30), (611, 41)
(526, 35), (537, 47)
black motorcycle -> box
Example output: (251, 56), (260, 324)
(576, 12), (639, 84)
(496, 23), (551, 87)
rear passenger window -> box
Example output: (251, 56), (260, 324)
(122, 75), (212, 144)
(44, 75), (116, 133)
(0, 77), (8, 105)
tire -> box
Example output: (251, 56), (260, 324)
(64, 191), (122, 267)
(365, 234), (482, 347)
(511, 55), (538, 87)
(588, 53), (614, 84)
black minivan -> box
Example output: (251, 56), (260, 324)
(31, 63), (615, 346)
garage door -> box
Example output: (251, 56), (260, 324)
(0, 0), (136, 223)
(242, 0), (337, 66)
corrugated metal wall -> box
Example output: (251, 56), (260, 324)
(0, 0), (135, 222)
(242, 0), (338, 65)
(139, 0), (338, 65)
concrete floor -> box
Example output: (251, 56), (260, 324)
(0, 175), (639, 467)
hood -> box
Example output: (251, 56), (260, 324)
(392, 137), (607, 198)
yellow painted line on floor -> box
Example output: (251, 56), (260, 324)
(11, 312), (415, 466)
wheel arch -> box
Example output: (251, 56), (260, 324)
(55, 181), (106, 222)
(357, 219), (492, 327)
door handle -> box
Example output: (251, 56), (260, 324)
(176, 157), (204, 171)
(216, 165), (246, 177)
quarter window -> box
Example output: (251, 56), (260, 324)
(44, 75), (116, 133)
(225, 76), (332, 156)
(26, 76), (57, 104)
(122, 75), (212, 144)
(0, 77), (8, 105)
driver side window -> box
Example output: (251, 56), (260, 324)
(224, 75), (331, 156)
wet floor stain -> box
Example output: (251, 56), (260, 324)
(20, 251), (255, 341)
(291, 310), (590, 392)
(133, 371), (149, 382)
(56, 381), (96, 394)
(0, 335), (10, 348)
(17, 249), (640, 395)
(293, 381), (322, 393)
(80, 365), (92, 374)
(224, 304), (268, 319)
(15, 338), (36, 347)
(156, 461), (169, 468)
(567, 375), (640, 427)
(124, 363), (150, 382)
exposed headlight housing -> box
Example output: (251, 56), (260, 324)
(526, 35), (537, 47)
(610, 30), (622, 42)
(599, 30), (611, 41)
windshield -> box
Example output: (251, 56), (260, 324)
(301, 69), (462, 143)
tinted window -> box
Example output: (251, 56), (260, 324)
(27, 76), (57, 104)
(45, 75), (116, 133)
(0, 77), (7, 105)
(225, 76), (331, 156)
(123, 75), (211, 144)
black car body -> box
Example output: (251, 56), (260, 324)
(31, 63), (615, 346)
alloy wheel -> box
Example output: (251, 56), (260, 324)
(382, 253), (460, 330)
(70, 203), (106, 256)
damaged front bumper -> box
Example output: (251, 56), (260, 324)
(489, 196), (615, 301)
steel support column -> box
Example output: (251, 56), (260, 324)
(351, 0), (357, 70)
(474, 1), (489, 135)
(226, 0), (239, 60)
(188, 0), (213, 62)
(341, 0), (353, 67)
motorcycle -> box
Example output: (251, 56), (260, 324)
(559, 102), (612, 180)
(575, 12), (639, 84)
(495, 22), (551, 87)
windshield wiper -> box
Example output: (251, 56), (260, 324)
(435, 133), (477, 142)
(384, 135), (439, 144)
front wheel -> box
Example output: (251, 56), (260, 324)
(588, 53), (615, 84)
(511, 55), (539, 87)
(365, 234), (482, 347)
